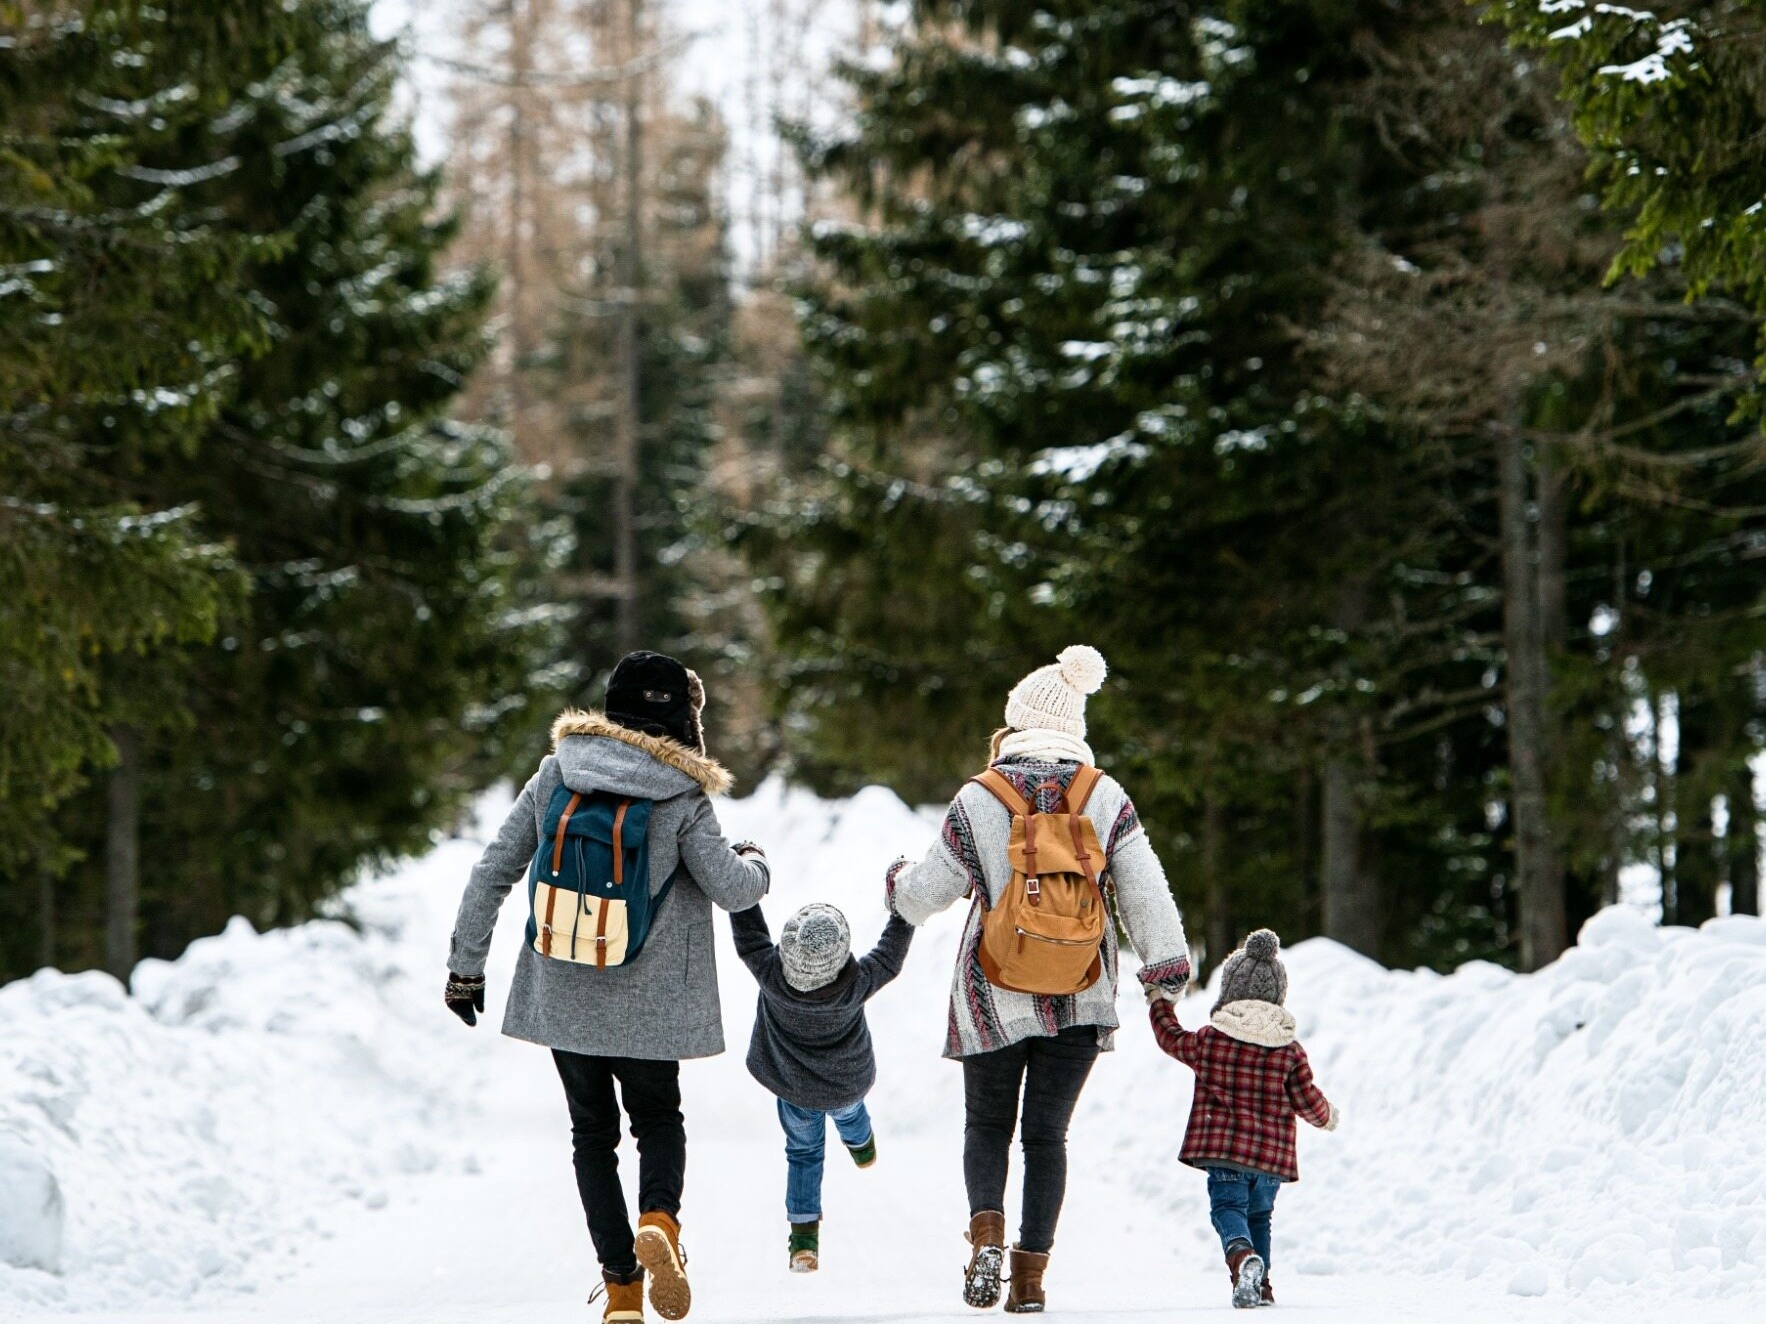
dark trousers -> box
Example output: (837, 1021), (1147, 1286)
(962, 1025), (1101, 1254)
(552, 1050), (685, 1278)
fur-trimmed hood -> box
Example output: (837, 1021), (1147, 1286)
(1210, 999), (1297, 1048)
(550, 708), (734, 797)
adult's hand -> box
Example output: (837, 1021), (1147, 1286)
(445, 972), (486, 1027)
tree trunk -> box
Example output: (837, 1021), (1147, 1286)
(1320, 578), (1378, 958)
(1497, 427), (1566, 970)
(1731, 760), (1760, 917)
(1321, 756), (1378, 956)
(1202, 792), (1231, 975)
(611, 0), (645, 657)
(105, 725), (142, 987)
(39, 865), (56, 971)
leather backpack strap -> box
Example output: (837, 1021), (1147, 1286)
(1065, 765), (1103, 815)
(551, 791), (584, 876)
(970, 768), (1032, 818)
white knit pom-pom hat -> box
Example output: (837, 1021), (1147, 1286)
(1004, 645), (1108, 740)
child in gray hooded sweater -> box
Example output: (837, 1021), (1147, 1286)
(729, 900), (913, 1273)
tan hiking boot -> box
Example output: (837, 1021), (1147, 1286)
(1004, 1247), (1049, 1313)
(963, 1210), (1007, 1309)
(594, 1270), (644, 1323)
(634, 1211), (690, 1320)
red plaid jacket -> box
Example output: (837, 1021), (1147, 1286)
(1149, 998), (1333, 1182)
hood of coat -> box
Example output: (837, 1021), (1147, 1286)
(550, 709), (734, 799)
(1210, 999), (1297, 1048)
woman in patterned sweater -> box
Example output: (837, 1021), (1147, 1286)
(887, 646), (1192, 1313)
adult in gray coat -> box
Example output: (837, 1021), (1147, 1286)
(446, 651), (768, 1324)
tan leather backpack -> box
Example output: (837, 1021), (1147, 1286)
(970, 765), (1109, 996)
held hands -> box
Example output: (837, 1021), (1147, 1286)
(1144, 982), (1179, 1006)
(732, 840), (767, 862)
(445, 972), (486, 1027)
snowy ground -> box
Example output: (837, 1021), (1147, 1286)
(3, 780), (1765, 1323)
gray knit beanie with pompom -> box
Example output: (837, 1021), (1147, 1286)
(1213, 928), (1289, 1013)
(780, 903), (852, 993)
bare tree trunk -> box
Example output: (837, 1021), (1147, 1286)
(1203, 792), (1231, 975)
(1497, 427), (1566, 970)
(506, 0), (532, 437)
(1320, 578), (1379, 957)
(612, 0), (644, 656)
(1321, 756), (1378, 956)
(1731, 760), (1760, 917)
(105, 725), (142, 987)
(39, 865), (56, 971)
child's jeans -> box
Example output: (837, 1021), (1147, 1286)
(778, 1097), (873, 1223)
(1206, 1167), (1281, 1265)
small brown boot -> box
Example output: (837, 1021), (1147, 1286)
(595, 1269), (645, 1323)
(963, 1210), (1007, 1309)
(1226, 1243), (1266, 1310)
(633, 1211), (690, 1321)
(1260, 1272), (1275, 1307)
(1003, 1247), (1049, 1313)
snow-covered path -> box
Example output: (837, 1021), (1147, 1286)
(6, 782), (1766, 1323)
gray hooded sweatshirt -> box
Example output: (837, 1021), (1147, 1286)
(448, 710), (770, 1061)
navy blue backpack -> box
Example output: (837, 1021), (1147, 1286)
(525, 784), (677, 968)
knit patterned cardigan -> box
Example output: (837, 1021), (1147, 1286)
(887, 759), (1192, 1060)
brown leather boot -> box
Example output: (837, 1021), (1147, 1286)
(596, 1269), (644, 1323)
(963, 1210), (1007, 1309)
(1003, 1247), (1049, 1313)
(1226, 1243), (1266, 1310)
(1260, 1272), (1275, 1306)
(633, 1211), (690, 1320)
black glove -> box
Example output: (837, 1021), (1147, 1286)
(445, 972), (486, 1027)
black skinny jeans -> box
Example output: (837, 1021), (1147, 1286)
(552, 1050), (686, 1279)
(962, 1024), (1102, 1254)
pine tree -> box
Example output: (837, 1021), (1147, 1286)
(0, 1), (310, 971)
(0, 2), (559, 981)
(757, 0), (1517, 968)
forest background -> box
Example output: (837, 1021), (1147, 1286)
(3, 0), (1763, 988)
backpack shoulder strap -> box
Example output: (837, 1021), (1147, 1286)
(1065, 765), (1103, 815)
(970, 768), (1031, 818)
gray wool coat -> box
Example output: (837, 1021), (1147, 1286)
(448, 710), (770, 1061)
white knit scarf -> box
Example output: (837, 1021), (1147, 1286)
(996, 728), (1096, 766)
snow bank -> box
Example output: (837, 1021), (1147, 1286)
(3, 777), (1764, 1313)
(0, 821), (498, 1311)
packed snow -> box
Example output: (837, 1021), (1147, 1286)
(2, 779), (1764, 1321)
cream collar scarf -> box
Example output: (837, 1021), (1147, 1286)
(996, 728), (1096, 767)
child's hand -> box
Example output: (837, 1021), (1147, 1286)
(733, 840), (766, 861)
(1325, 1104), (1342, 1132)
(1144, 982), (1178, 1005)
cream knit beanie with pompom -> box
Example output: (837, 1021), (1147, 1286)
(1004, 645), (1108, 740)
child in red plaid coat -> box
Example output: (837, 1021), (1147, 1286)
(1146, 929), (1339, 1309)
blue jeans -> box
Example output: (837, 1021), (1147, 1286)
(778, 1098), (873, 1222)
(1206, 1167), (1281, 1266)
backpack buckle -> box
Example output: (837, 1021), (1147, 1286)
(1027, 876), (1041, 905)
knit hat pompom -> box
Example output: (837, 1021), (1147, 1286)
(1004, 644), (1110, 744)
(1213, 926), (1289, 1013)
(1243, 928), (1279, 962)
(1057, 644), (1108, 695)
